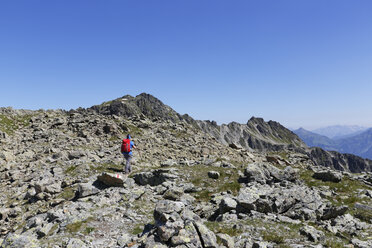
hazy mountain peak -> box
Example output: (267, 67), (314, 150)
(312, 125), (368, 139)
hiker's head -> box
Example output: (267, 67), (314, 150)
(127, 134), (131, 139)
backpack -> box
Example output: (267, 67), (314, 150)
(121, 139), (131, 153)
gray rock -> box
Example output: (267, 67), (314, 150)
(216, 233), (234, 248)
(1, 233), (39, 248)
(170, 228), (192, 246)
(0, 151), (15, 162)
(154, 200), (185, 223)
(208, 171), (220, 179)
(66, 238), (87, 248)
(236, 187), (261, 213)
(77, 183), (100, 198)
(24, 188), (37, 200)
(133, 169), (178, 186)
(299, 225), (324, 242)
(0, 208), (10, 220)
(44, 183), (62, 194)
(321, 205), (348, 220)
(36, 223), (54, 238)
(117, 233), (131, 247)
(354, 203), (372, 211)
(242, 163), (268, 184)
(219, 197), (237, 214)
(193, 221), (218, 248)
(313, 170), (342, 183)
(26, 214), (46, 229)
(68, 150), (85, 160)
(157, 221), (184, 241)
(163, 187), (184, 201)
(252, 241), (270, 248)
(351, 238), (372, 248)
(331, 214), (371, 236)
(8, 207), (22, 218)
(161, 159), (176, 167)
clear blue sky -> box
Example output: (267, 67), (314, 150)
(1, 1), (371, 129)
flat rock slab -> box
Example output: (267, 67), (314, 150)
(97, 172), (125, 187)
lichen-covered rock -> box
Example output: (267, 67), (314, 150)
(1, 233), (39, 248)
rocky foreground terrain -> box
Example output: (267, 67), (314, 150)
(1, 93), (372, 248)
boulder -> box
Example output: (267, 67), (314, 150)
(133, 169), (178, 186)
(331, 214), (371, 236)
(44, 183), (62, 194)
(239, 163), (297, 184)
(24, 188), (37, 200)
(241, 163), (268, 184)
(68, 150), (85, 160)
(0, 151), (15, 162)
(299, 225), (324, 242)
(163, 187), (184, 201)
(193, 222), (218, 248)
(216, 233), (234, 248)
(97, 172), (124, 187)
(77, 183), (100, 198)
(154, 200), (185, 222)
(321, 205), (348, 220)
(139, 200), (218, 248)
(219, 197), (237, 214)
(236, 187), (261, 213)
(351, 238), (372, 248)
(313, 170), (342, 183)
(1, 233), (39, 248)
(66, 238), (87, 248)
(0, 208), (10, 220)
(229, 143), (242, 149)
(208, 171), (220, 179)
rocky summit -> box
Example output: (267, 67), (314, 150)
(1, 93), (372, 248)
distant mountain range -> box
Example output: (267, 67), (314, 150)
(294, 127), (372, 160)
(311, 125), (368, 139)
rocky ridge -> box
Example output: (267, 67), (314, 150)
(197, 118), (306, 152)
(0, 93), (372, 248)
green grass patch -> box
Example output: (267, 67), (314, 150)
(58, 186), (76, 200)
(300, 170), (372, 209)
(262, 230), (285, 244)
(127, 124), (143, 136)
(131, 224), (144, 235)
(186, 164), (242, 202)
(194, 189), (214, 202)
(0, 114), (31, 135)
(49, 223), (59, 235)
(205, 221), (243, 237)
(65, 165), (78, 175)
(66, 221), (83, 233)
(109, 135), (121, 142)
(84, 227), (95, 234)
(65, 217), (95, 234)
(352, 208), (372, 224)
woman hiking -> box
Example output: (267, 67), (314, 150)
(121, 134), (136, 174)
